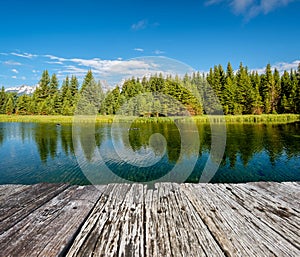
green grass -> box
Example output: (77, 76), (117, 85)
(0, 114), (299, 124)
(0, 115), (74, 123)
(223, 114), (300, 123)
(193, 114), (300, 124)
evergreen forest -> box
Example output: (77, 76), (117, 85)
(0, 62), (299, 116)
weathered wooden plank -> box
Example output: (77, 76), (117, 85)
(117, 183), (145, 256)
(0, 185), (103, 257)
(182, 183), (300, 256)
(244, 182), (300, 210)
(144, 184), (172, 257)
(145, 183), (225, 257)
(174, 184), (227, 256)
(0, 184), (30, 201)
(0, 182), (298, 257)
(66, 184), (131, 256)
(66, 183), (145, 257)
(220, 183), (300, 249)
(0, 183), (69, 233)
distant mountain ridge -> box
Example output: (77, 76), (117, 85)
(5, 85), (38, 95)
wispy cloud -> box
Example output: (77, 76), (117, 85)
(59, 65), (88, 76)
(205, 0), (296, 19)
(205, 0), (224, 5)
(12, 76), (17, 79)
(3, 60), (22, 66)
(11, 69), (19, 74)
(40, 54), (193, 87)
(11, 52), (37, 59)
(154, 50), (165, 55)
(134, 48), (144, 52)
(131, 19), (148, 31)
(45, 61), (64, 65)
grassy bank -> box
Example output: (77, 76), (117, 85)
(197, 114), (300, 124)
(0, 114), (299, 124)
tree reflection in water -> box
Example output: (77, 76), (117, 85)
(0, 121), (299, 184)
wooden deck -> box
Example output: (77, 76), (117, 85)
(0, 182), (299, 256)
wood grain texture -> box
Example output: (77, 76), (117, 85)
(0, 183), (69, 234)
(0, 185), (102, 257)
(181, 183), (300, 257)
(0, 182), (298, 257)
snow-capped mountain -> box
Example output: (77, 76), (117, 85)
(5, 85), (38, 95)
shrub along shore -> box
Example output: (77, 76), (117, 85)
(0, 114), (299, 124)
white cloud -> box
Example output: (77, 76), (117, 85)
(205, 0), (224, 5)
(154, 50), (165, 55)
(12, 76), (17, 79)
(42, 54), (188, 87)
(45, 61), (64, 65)
(44, 55), (67, 62)
(11, 52), (37, 59)
(3, 60), (22, 66)
(134, 48), (144, 52)
(62, 65), (88, 75)
(21, 76), (26, 80)
(131, 19), (148, 31)
(231, 0), (254, 14)
(253, 60), (300, 74)
(11, 69), (19, 74)
(205, 0), (296, 19)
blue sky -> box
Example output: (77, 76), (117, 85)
(0, 0), (299, 88)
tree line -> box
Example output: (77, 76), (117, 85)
(0, 62), (299, 116)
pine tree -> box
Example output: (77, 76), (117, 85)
(16, 95), (31, 115)
(77, 71), (104, 115)
(280, 70), (291, 113)
(5, 97), (14, 115)
(250, 72), (263, 114)
(80, 70), (93, 93)
(60, 76), (70, 100)
(272, 69), (281, 113)
(260, 64), (274, 114)
(235, 63), (248, 114)
(44, 74), (59, 115)
(223, 62), (236, 114)
(35, 70), (51, 101)
(70, 75), (79, 107)
(207, 65), (225, 106)
(289, 70), (298, 113)
(0, 86), (6, 114)
(32, 70), (51, 114)
(49, 74), (59, 96)
(296, 63), (300, 113)
(61, 88), (73, 115)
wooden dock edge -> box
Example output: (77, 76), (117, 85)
(0, 182), (299, 256)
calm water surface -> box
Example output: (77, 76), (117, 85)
(0, 121), (299, 185)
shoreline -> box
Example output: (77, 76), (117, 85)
(0, 113), (300, 124)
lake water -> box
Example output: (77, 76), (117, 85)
(0, 121), (299, 185)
